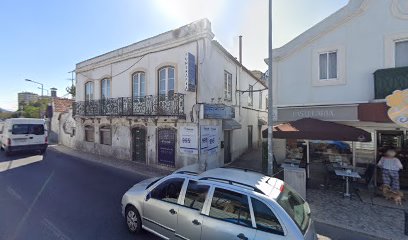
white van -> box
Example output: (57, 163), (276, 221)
(0, 118), (48, 155)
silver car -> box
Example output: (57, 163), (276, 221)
(121, 167), (317, 240)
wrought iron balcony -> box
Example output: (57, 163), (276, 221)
(73, 93), (185, 118)
(374, 66), (408, 99)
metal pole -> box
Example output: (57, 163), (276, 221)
(267, 0), (274, 176)
(41, 83), (44, 97)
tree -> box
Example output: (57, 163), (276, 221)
(66, 85), (76, 97)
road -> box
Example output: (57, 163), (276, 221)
(0, 147), (381, 240)
(0, 148), (159, 240)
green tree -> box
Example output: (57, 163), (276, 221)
(66, 85), (76, 97)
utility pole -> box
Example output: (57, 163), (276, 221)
(267, 0), (274, 176)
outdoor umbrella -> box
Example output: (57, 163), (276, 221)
(262, 118), (372, 142)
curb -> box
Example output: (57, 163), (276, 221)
(314, 220), (391, 240)
(48, 145), (172, 178)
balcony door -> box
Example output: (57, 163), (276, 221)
(132, 127), (146, 163)
(158, 66), (175, 96)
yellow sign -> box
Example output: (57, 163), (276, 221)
(386, 89), (408, 128)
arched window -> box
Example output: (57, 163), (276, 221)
(84, 125), (95, 142)
(158, 66), (175, 96)
(100, 125), (112, 145)
(132, 72), (146, 98)
(85, 82), (94, 101)
(101, 78), (111, 99)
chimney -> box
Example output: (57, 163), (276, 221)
(50, 88), (57, 98)
(239, 35), (243, 64)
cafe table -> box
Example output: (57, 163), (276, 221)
(334, 169), (361, 198)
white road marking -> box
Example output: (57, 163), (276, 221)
(42, 218), (71, 240)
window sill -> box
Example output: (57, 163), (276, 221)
(312, 78), (346, 87)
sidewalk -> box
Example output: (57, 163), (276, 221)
(49, 145), (172, 178)
(230, 150), (407, 240)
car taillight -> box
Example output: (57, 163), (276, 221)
(7, 138), (11, 146)
(280, 184), (285, 192)
(45, 136), (48, 144)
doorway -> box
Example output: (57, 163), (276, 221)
(224, 130), (232, 164)
(132, 127), (146, 163)
(157, 128), (176, 167)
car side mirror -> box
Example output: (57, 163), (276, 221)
(145, 193), (151, 201)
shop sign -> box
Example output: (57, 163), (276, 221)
(179, 126), (198, 154)
(185, 52), (196, 92)
(203, 104), (235, 119)
(386, 89), (408, 128)
(277, 105), (358, 121)
(200, 126), (210, 153)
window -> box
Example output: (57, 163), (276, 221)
(85, 82), (94, 101)
(183, 180), (210, 211)
(396, 40), (408, 67)
(132, 72), (146, 98)
(150, 177), (184, 204)
(100, 125), (112, 145)
(319, 51), (337, 80)
(224, 71), (232, 101)
(248, 85), (254, 106)
(209, 188), (252, 227)
(259, 92), (263, 109)
(84, 125), (95, 142)
(101, 79), (111, 99)
(159, 67), (175, 96)
(252, 198), (284, 235)
(11, 124), (45, 135)
(265, 97), (268, 109)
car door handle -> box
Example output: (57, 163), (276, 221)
(169, 209), (177, 215)
(237, 233), (248, 240)
(192, 219), (201, 225)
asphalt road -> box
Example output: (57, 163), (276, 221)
(0, 147), (381, 240)
(0, 148), (160, 240)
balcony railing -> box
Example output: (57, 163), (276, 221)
(73, 93), (185, 118)
(374, 66), (408, 99)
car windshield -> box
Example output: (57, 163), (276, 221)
(12, 124), (45, 135)
(276, 184), (310, 234)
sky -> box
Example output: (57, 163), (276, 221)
(0, 0), (348, 111)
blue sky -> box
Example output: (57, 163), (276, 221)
(0, 0), (348, 110)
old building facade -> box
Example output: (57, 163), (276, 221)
(73, 19), (267, 170)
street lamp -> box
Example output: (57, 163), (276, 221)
(38, 87), (49, 95)
(267, 0), (274, 176)
(25, 79), (44, 96)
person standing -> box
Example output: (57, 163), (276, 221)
(377, 149), (403, 191)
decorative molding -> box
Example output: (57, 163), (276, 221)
(391, 0), (408, 20)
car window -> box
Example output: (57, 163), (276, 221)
(183, 180), (209, 211)
(276, 184), (310, 234)
(11, 124), (45, 135)
(150, 177), (184, 204)
(209, 188), (252, 227)
(252, 198), (284, 236)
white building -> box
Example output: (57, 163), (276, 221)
(271, 0), (408, 187)
(73, 19), (267, 170)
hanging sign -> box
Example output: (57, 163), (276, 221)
(203, 104), (235, 119)
(386, 89), (408, 128)
(185, 52), (196, 92)
(180, 126), (198, 154)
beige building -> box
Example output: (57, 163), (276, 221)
(18, 92), (39, 109)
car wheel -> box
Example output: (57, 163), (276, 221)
(125, 206), (142, 234)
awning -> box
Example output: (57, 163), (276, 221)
(258, 118), (267, 126)
(262, 118), (372, 142)
(223, 119), (242, 130)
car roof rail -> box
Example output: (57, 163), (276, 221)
(198, 177), (264, 194)
(174, 170), (199, 176)
(220, 166), (266, 175)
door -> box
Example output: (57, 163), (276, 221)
(132, 127), (146, 163)
(224, 131), (232, 164)
(201, 188), (256, 240)
(175, 180), (210, 240)
(248, 125), (253, 150)
(143, 177), (185, 238)
(158, 128), (176, 167)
